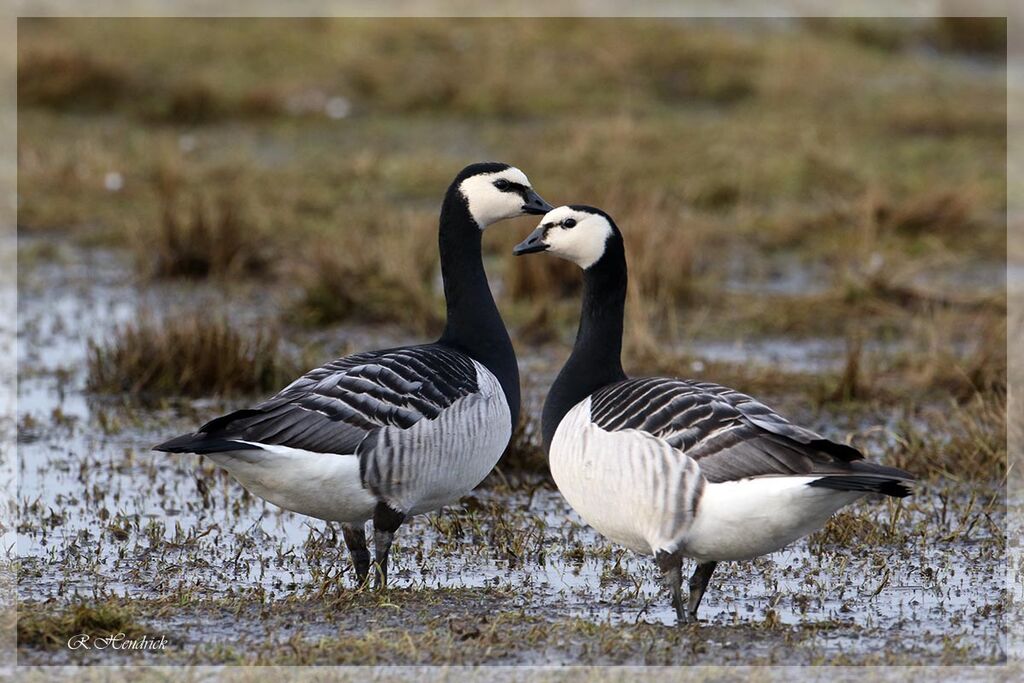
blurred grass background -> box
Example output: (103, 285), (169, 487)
(16, 17), (1008, 480)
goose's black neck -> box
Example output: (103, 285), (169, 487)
(541, 234), (628, 451)
(436, 187), (520, 427)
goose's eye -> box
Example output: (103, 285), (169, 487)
(563, 218), (577, 228)
(493, 179), (510, 191)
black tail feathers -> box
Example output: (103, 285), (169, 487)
(808, 474), (913, 498)
(153, 432), (260, 455)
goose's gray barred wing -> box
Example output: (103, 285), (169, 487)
(588, 377), (869, 483)
(155, 344), (480, 456)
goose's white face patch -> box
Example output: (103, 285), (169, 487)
(537, 207), (613, 270)
(459, 167), (533, 228)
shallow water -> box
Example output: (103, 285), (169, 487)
(721, 251), (832, 297)
(13, 239), (1008, 665)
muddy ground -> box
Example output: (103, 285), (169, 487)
(11, 238), (1010, 667)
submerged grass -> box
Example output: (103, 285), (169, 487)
(86, 315), (297, 397)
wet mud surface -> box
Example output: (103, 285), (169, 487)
(13, 239), (1008, 665)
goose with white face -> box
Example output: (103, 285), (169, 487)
(512, 205), (615, 269)
(459, 166), (553, 228)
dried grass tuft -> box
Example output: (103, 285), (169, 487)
(504, 253), (580, 303)
(17, 602), (143, 650)
(932, 17), (1006, 56)
(150, 79), (224, 124)
(293, 210), (441, 332)
(137, 172), (272, 280)
(18, 48), (134, 110)
(880, 189), (976, 237)
(87, 315), (296, 397)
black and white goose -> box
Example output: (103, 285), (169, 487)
(513, 205), (914, 624)
(155, 162), (552, 588)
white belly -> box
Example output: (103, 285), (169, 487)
(548, 398), (702, 556)
(683, 477), (864, 561)
(207, 445), (377, 523)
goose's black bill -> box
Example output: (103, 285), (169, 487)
(522, 189), (554, 215)
(513, 226), (549, 255)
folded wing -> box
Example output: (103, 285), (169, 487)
(588, 377), (912, 495)
(154, 344), (480, 457)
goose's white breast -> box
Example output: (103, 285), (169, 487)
(548, 397), (701, 556)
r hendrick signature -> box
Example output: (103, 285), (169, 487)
(67, 633), (168, 651)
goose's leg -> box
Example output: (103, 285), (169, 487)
(667, 563), (686, 623)
(656, 551), (687, 624)
(372, 502), (406, 590)
(341, 523), (370, 588)
(687, 561), (718, 621)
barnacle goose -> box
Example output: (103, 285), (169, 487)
(513, 205), (914, 624)
(155, 162), (552, 589)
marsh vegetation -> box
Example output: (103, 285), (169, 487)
(13, 17), (1010, 665)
